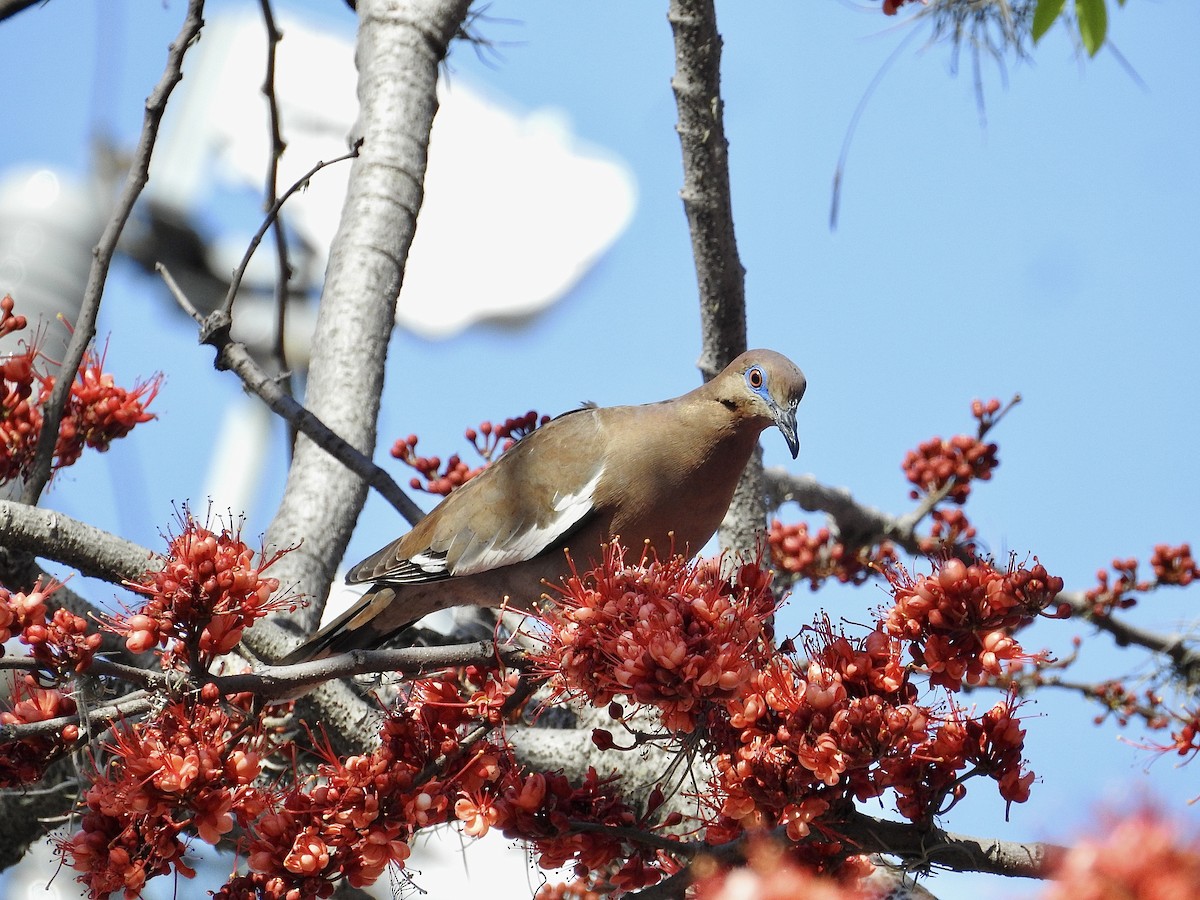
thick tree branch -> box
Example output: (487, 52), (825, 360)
(668, 0), (747, 375)
(668, 0), (764, 556)
(838, 809), (1063, 880)
(629, 808), (1062, 899)
(763, 467), (929, 555)
(0, 499), (158, 583)
(252, 0), (473, 756)
(19, 0), (205, 505)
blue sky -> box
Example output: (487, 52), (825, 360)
(1, 1), (1198, 898)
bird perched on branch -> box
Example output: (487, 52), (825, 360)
(281, 349), (806, 665)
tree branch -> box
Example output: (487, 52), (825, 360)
(158, 264), (424, 529)
(763, 467), (929, 555)
(0, 0), (45, 26)
(838, 809), (1064, 880)
(248, 0), (473, 759)
(19, 0), (206, 505)
(1059, 589), (1200, 684)
(668, 0), (764, 555)
(0, 499), (158, 584)
(628, 808), (1063, 899)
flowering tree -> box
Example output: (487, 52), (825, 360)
(0, 1), (1196, 899)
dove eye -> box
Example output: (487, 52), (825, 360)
(746, 366), (764, 390)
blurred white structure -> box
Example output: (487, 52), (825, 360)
(150, 10), (637, 340)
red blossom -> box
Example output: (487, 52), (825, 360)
(58, 697), (267, 899)
(111, 509), (296, 668)
(1044, 807), (1200, 900)
(0, 679), (78, 787)
(393, 410), (549, 495)
(0, 300), (159, 481)
(1150, 543), (1199, 587)
(0, 579), (100, 675)
(767, 519), (896, 589)
(536, 542), (779, 732)
(884, 557), (1063, 691)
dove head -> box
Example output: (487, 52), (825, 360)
(716, 349), (806, 458)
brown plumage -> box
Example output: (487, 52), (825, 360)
(281, 349), (806, 665)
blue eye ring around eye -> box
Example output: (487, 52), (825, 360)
(746, 366), (765, 391)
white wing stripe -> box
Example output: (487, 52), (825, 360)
(451, 468), (603, 577)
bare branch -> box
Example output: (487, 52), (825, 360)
(158, 261), (424, 529)
(0, 499), (158, 584)
(763, 468), (927, 555)
(668, 0), (765, 555)
(19, 0), (206, 505)
(668, 0), (747, 375)
(1059, 590), (1200, 684)
(0, 641), (524, 743)
(255, 0), (296, 399)
(216, 640), (526, 699)
(259, 0), (472, 648)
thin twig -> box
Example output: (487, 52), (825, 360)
(0, 642), (526, 741)
(157, 264), (425, 526)
(1060, 590), (1200, 684)
(0, 692), (155, 744)
(20, 0), (206, 505)
(256, 0), (294, 370)
(220, 148), (360, 322)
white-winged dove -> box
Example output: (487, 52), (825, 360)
(282, 349), (806, 664)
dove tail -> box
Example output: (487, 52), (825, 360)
(277, 584), (409, 666)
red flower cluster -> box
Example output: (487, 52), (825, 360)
(1043, 807), (1200, 900)
(60, 696), (268, 899)
(0, 579), (99, 674)
(1150, 543), (1198, 587)
(216, 668), (657, 899)
(392, 410), (549, 496)
(1085, 544), (1199, 618)
(0, 298), (159, 481)
(461, 767), (651, 879)
(113, 511), (294, 668)
(886, 691), (1035, 821)
(1083, 679), (1169, 729)
(902, 397), (1004, 505)
(884, 557), (1063, 691)
(0, 679), (78, 786)
(56, 346), (161, 466)
(537, 543), (779, 732)
(1085, 557), (1145, 616)
(902, 433), (998, 504)
(767, 520), (896, 590)
(706, 624), (929, 841)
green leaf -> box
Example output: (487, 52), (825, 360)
(1076, 0), (1108, 56)
(1032, 0), (1068, 43)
